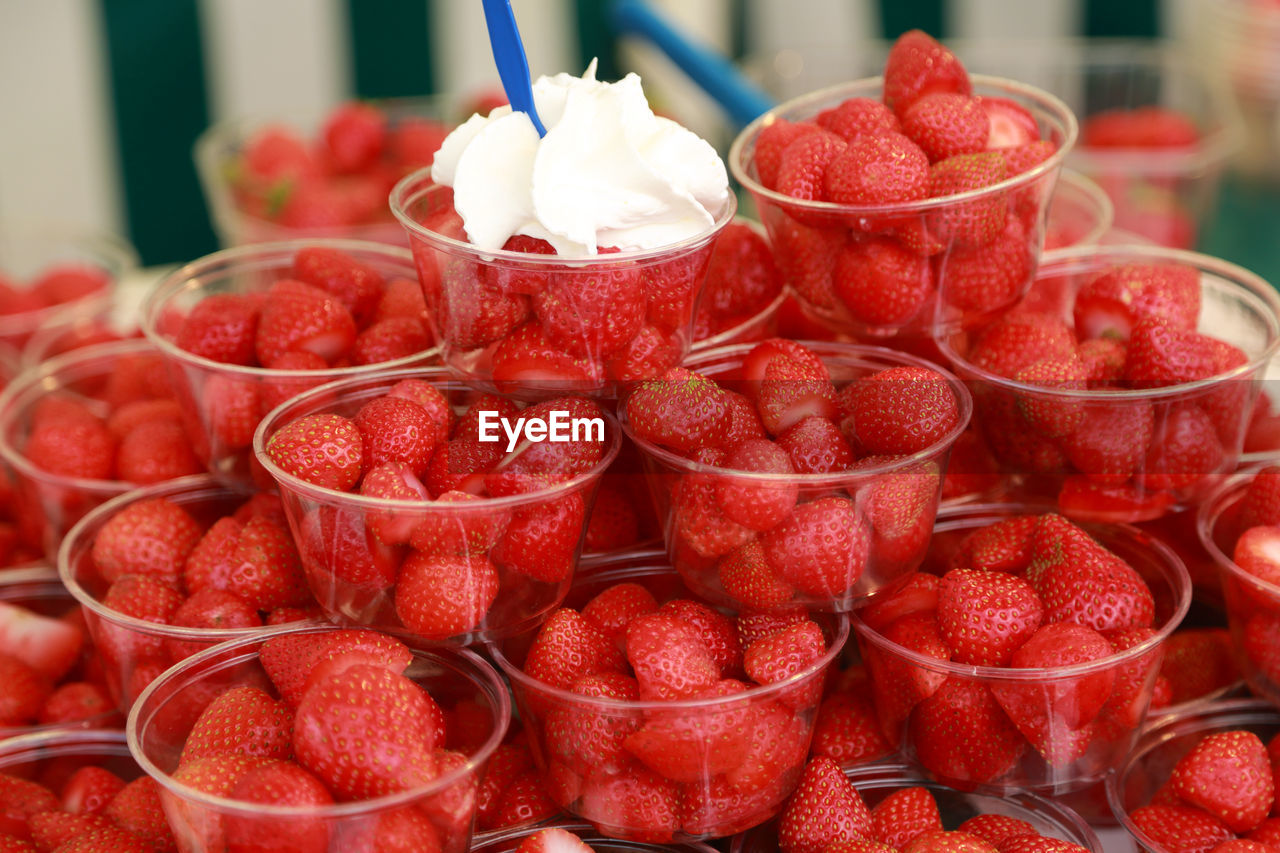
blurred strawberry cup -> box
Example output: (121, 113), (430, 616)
(0, 727), (179, 851)
(0, 219), (137, 351)
(938, 245), (1280, 523)
(253, 367), (620, 644)
(141, 239), (438, 487)
(728, 31), (1077, 341)
(851, 504), (1191, 793)
(490, 552), (848, 841)
(128, 623), (510, 853)
(390, 63), (737, 398)
(0, 339), (204, 557)
(1045, 170), (1114, 251)
(1106, 698), (1280, 853)
(59, 474), (322, 711)
(621, 338), (970, 612)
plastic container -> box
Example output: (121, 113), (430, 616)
(1107, 698), (1280, 853)
(1198, 470), (1280, 709)
(473, 821), (719, 853)
(728, 74), (1077, 341)
(851, 503), (1192, 794)
(490, 553), (849, 842)
(1045, 170), (1115, 251)
(0, 219), (137, 350)
(690, 217), (787, 352)
(252, 367), (620, 644)
(128, 623), (510, 853)
(729, 763), (1104, 853)
(0, 567), (120, 741)
(0, 339), (186, 555)
(141, 239), (439, 486)
(938, 244), (1280, 523)
(58, 475), (315, 711)
(389, 169), (737, 398)
(622, 341), (971, 612)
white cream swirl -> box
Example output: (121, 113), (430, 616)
(430, 60), (730, 257)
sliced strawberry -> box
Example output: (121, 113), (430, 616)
(258, 628), (411, 707)
(292, 245), (384, 325)
(1074, 263), (1200, 341)
(0, 600), (83, 683)
(978, 96), (1039, 149)
(255, 279), (357, 366)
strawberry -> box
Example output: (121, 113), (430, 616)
(968, 312), (1077, 380)
(1073, 263), (1200, 341)
(175, 293), (260, 365)
(1170, 730), (1275, 833)
(1242, 467), (1280, 528)
(386, 380), (451, 446)
(38, 682), (114, 726)
(524, 608), (624, 692)
(883, 30), (971, 115)
(743, 619), (827, 706)
(927, 151), (1008, 247)
(624, 679), (755, 782)
(817, 97), (902, 141)
(866, 614), (952, 745)
(1158, 629), (1238, 707)
(833, 236), (932, 326)
(264, 412), (363, 490)
(761, 496), (868, 598)
(626, 611), (719, 700)
(259, 628), (412, 707)
(476, 742), (535, 828)
(1233, 526), (1280, 590)
(27, 812), (115, 851)
(1124, 320), (1222, 387)
(115, 419), (202, 484)
(292, 245), (384, 326)
(544, 672), (641, 774)
(350, 316), (432, 365)
(578, 765), (680, 843)
(43, 825), (151, 852)
(871, 786), (944, 847)
(996, 837), (1089, 853)
(776, 128), (848, 203)
(777, 756), (872, 853)
(847, 366), (960, 455)
(660, 599), (742, 676)
(394, 552), (498, 639)
(957, 814), (1037, 846)
(165, 588), (261, 661)
(98, 574), (183, 660)
(90, 497), (202, 585)
(0, 600), (83, 683)
(1082, 106), (1201, 148)
(1141, 404), (1226, 491)
(902, 93), (989, 162)
(910, 678), (1025, 785)
(424, 437), (503, 497)
(61, 766), (126, 816)
(810, 689), (892, 766)
(824, 134), (929, 205)
(490, 322), (605, 391)
(725, 698), (811, 795)
(754, 119), (822, 190)
(534, 262), (646, 359)
(860, 573), (941, 632)
(1079, 338), (1127, 385)
(757, 357), (840, 437)
(321, 102), (386, 172)
(513, 828), (595, 853)
(292, 664), (439, 800)
(1056, 476), (1175, 523)
(679, 774), (783, 838)
(581, 582), (658, 641)
(718, 540), (796, 609)
(623, 367), (729, 455)
(778, 417), (855, 473)
(437, 272), (530, 351)
(224, 514), (309, 612)
(673, 449), (755, 559)
(979, 96), (1040, 148)
(1014, 355), (1088, 437)
(224, 760), (335, 852)
(714, 439), (799, 531)
(941, 214), (1031, 312)
(254, 279), (357, 366)
(950, 516), (1038, 574)
(353, 395), (441, 478)
(1062, 401), (1155, 484)
(936, 568), (1043, 666)
(492, 493), (584, 583)
(1129, 804), (1234, 853)
(179, 685), (294, 766)
(583, 485), (641, 552)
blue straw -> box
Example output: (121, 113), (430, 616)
(481, 0), (548, 136)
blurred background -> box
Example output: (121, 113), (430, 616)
(1, 0), (1277, 279)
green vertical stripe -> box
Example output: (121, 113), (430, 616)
(98, 0), (215, 266)
(575, 0), (620, 80)
(729, 0), (747, 61)
(877, 0), (947, 40)
(1084, 0), (1158, 36)
(347, 0), (435, 98)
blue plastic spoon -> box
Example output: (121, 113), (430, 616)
(481, 0), (548, 136)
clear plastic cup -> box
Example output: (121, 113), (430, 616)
(851, 503), (1192, 793)
(691, 218), (787, 352)
(128, 623), (510, 853)
(728, 74), (1077, 341)
(0, 339), (188, 556)
(0, 567), (120, 741)
(0, 219), (137, 350)
(252, 367), (621, 644)
(729, 762), (1104, 853)
(621, 341), (971, 612)
(141, 239), (440, 487)
(473, 821), (719, 853)
(1197, 470), (1280, 708)
(1045, 170), (1115, 250)
(58, 474), (318, 711)
(490, 553), (849, 842)
(1106, 698), (1280, 853)
(389, 169), (737, 398)
(938, 244), (1280, 523)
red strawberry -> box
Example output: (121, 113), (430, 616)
(936, 568), (1043, 666)
(1073, 263), (1200, 341)
(817, 97), (902, 141)
(871, 786), (944, 848)
(534, 262), (646, 359)
(1170, 730), (1275, 833)
(1129, 804), (1234, 853)
(757, 356), (840, 437)
(292, 246), (384, 326)
(902, 93), (989, 162)
(979, 96), (1040, 148)
(425, 437), (503, 497)
(833, 236), (932, 326)
(673, 449), (755, 559)
(810, 689), (892, 766)
(350, 316), (432, 365)
(778, 417), (855, 473)
(776, 128), (848, 203)
(718, 540), (796, 609)
(714, 439), (798, 531)
(949, 516), (1038, 574)
(724, 698), (811, 796)
(0, 601), (83, 683)
(264, 412), (363, 490)
(38, 682), (113, 726)
(1082, 106), (1201, 148)
(624, 679), (755, 782)
(754, 120), (821, 190)
(90, 497), (202, 585)
(927, 152), (1008, 247)
(224, 760), (335, 852)
(98, 575), (183, 661)
(583, 485), (641, 553)
(225, 514), (309, 612)
(1233, 526), (1280, 590)
(115, 418), (202, 484)
(176, 293), (260, 365)
(544, 672), (641, 774)
(941, 214), (1031, 312)
(743, 619), (826, 708)
(660, 598), (742, 676)
(969, 312), (1077, 380)
(513, 828), (595, 853)
(394, 552), (498, 639)
(860, 573), (941, 633)
(523, 608), (624, 692)
(777, 756), (873, 853)
(578, 765), (681, 843)
(292, 664), (440, 800)
(1079, 338), (1127, 385)
(1056, 476), (1175, 523)
(321, 102), (386, 172)
(492, 493), (584, 584)
(1158, 629), (1238, 707)
(166, 588), (261, 661)
(626, 611), (719, 700)
(679, 773), (784, 837)
(581, 582), (658, 640)
(957, 814), (1037, 846)
(1062, 401), (1155, 484)
(824, 134), (929, 205)
(1014, 355), (1088, 437)
(910, 678), (1025, 785)
(60, 766), (126, 816)
(847, 366), (959, 455)
(761, 496), (868, 598)
(997, 837), (1090, 853)
(353, 395), (441, 478)
(1242, 467), (1280, 528)
(1124, 320), (1222, 387)
(883, 30), (971, 115)
(179, 685), (294, 766)
(27, 812), (115, 851)
(623, 367), (729, 454)
(259, 628), (412, 707)
(254, 279), (357, 366)
(1141, 404), (1226, 491)
(489, 321), (603, 390)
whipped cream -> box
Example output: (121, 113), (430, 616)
(430, 61), (731, 257)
